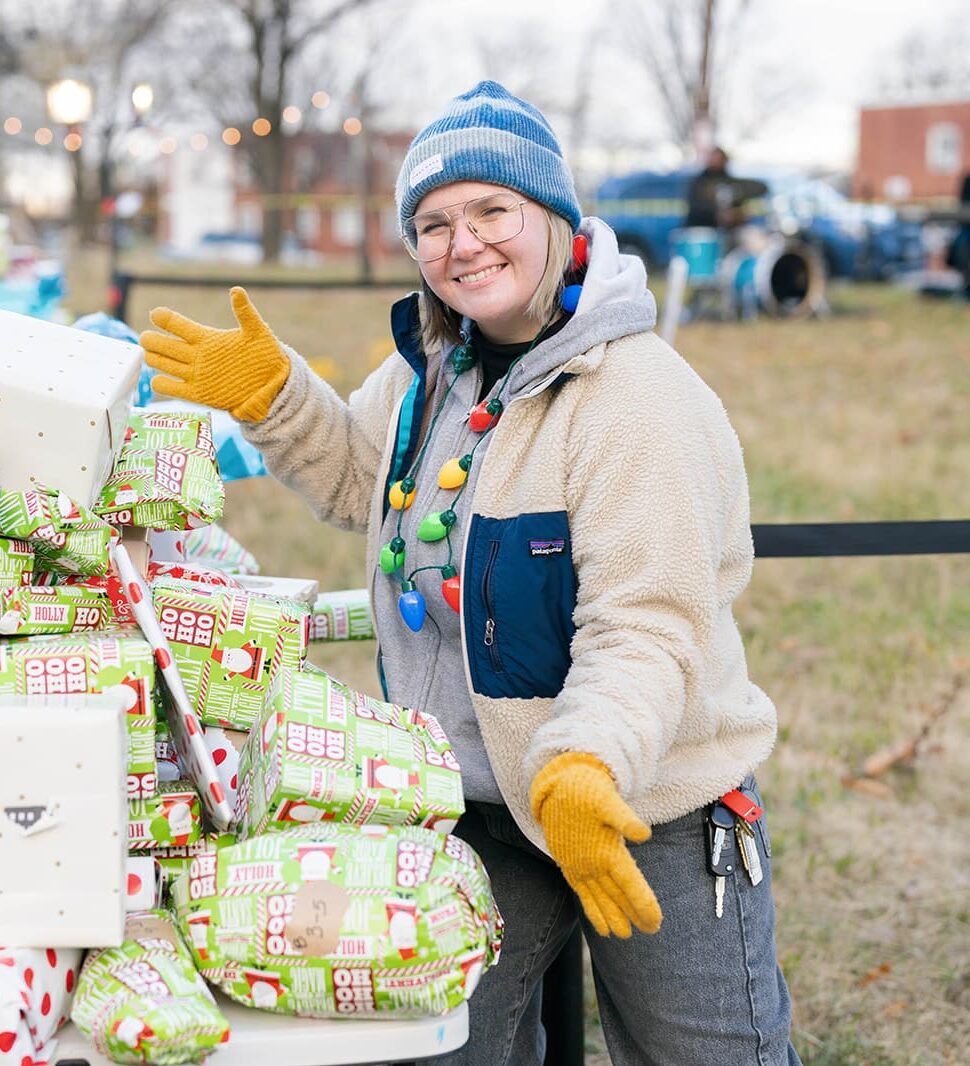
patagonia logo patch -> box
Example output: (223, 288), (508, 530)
(529, 539), (565, 557)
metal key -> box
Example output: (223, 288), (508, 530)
(735, 820), (764, 886)
(705, 802), (737, 919)
(705, 802), (737, 876)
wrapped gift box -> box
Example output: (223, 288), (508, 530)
(0, 629), (158, 798)
(70, 909), (230, 1060)
(0, 487), (115, 576)
(0, 692), (128, 947)
(236, 573), (320, 606)
(234, 666), (464, 838)
(0, 309), (141, 508)
(310, 588), (374, 642)
(170, 827), (502, 1018)
(151, 577), (310, 730)
(0, 583), (109, 636)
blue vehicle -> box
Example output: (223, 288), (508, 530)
(591, 167), (925, 280)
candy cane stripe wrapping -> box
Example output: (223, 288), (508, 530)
(111, 543), (232, 830)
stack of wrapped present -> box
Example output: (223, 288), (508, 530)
(0, 310), (501, 1065)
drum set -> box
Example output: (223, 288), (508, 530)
(668, 226), (827, 321)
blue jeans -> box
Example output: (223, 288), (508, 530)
(432, 781), (801, 1066)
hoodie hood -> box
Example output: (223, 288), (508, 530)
(496, 216), (657, 399)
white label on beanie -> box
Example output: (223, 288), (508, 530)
(409, 154), (444, 188)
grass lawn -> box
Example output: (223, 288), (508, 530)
(68, 250), (970, 1064)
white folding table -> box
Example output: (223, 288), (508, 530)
(52, 993), (468, 1066)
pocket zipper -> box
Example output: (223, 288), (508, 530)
(481, 540), (503, 672)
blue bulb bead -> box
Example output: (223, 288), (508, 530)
(560, 284), (583, 313)
(399, 589), (426, 632)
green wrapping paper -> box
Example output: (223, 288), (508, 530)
(309, 589), (374, 642)
(128, 781), (203, 851)
(123, 410), (218, 457)
(0, 487), (115, 576)
(0, 536), (33, 588)
(0, 583), (109, 636)
(71, 909), (230, 1064)
(145, 833), (238, 899)
(234, 666), (464, 838)
(0, 628), (158, 797)
(171, 826), (503, 1018)
(96, 447), (224, 531)
(150, 577), (309, 730)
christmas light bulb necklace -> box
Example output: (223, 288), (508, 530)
(383, 232), (590, 632)
(384, 318), (555, 632)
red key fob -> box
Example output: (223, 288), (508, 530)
(719, 788), (764, 823)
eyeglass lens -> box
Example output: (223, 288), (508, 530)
(403, 192), (525, 261)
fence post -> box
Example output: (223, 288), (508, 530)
(542, 927), (585, 1065)
(109, 271), (131, 323)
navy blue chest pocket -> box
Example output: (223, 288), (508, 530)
(463, 512), (577, 699)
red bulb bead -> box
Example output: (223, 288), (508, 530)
(571, 233), (588, 271)
(469, 400), (500, 433)
(441, 574), (461, 612)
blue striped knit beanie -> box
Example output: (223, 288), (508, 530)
(396, 80), (581, 234)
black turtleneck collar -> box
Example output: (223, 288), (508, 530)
(473, 316), (569, 401)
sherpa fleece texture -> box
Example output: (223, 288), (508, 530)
(242, 239), (777, 856)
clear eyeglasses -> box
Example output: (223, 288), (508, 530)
(401, 191), (528, 262)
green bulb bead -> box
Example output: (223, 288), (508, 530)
(390, 536), (406, 553)
(458, 454), (473, 471)
(440, 509), (457, 528)
(417, 512), (448, 542)
(400, 476), (416, 494)
(486, 398), (503, 416)
(379, 542), (405, 573)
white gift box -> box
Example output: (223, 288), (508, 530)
(0, 310), (141, 508)
(235, 573), (320, 605)
(0, 691), (128, 947)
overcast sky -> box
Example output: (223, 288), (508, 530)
(403, 0), (967, 173)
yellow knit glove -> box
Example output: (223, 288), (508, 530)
(530, 752), (663, 938)
(139, 286), (290, 422)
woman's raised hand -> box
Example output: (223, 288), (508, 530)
(139, 286), (290, 423)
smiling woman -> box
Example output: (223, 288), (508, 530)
(139, 79), (802, 1066)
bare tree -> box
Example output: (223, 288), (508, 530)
(161, 0), (387, 263)
(876, 13), (970, 101)
(603, 0), (804, 157)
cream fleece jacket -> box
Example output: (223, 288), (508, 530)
(243, 230), (776, 855)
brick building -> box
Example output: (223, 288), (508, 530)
(159, 127), (415, 261)
(854, 100), (970, 204)
(234, 128), (414, 259)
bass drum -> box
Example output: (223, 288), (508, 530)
(720, 239), (826, 318)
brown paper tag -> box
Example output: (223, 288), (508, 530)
(124, 911), (180, 950)
(224, 728), (249, 754)
(286, 881), (350, 956)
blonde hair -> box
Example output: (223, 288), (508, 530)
(419, 205), (574, 352)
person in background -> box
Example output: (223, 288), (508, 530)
(140, 80), (801, 1065)
(944, 170), (970, 298)
(686, 144), (766, 238)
